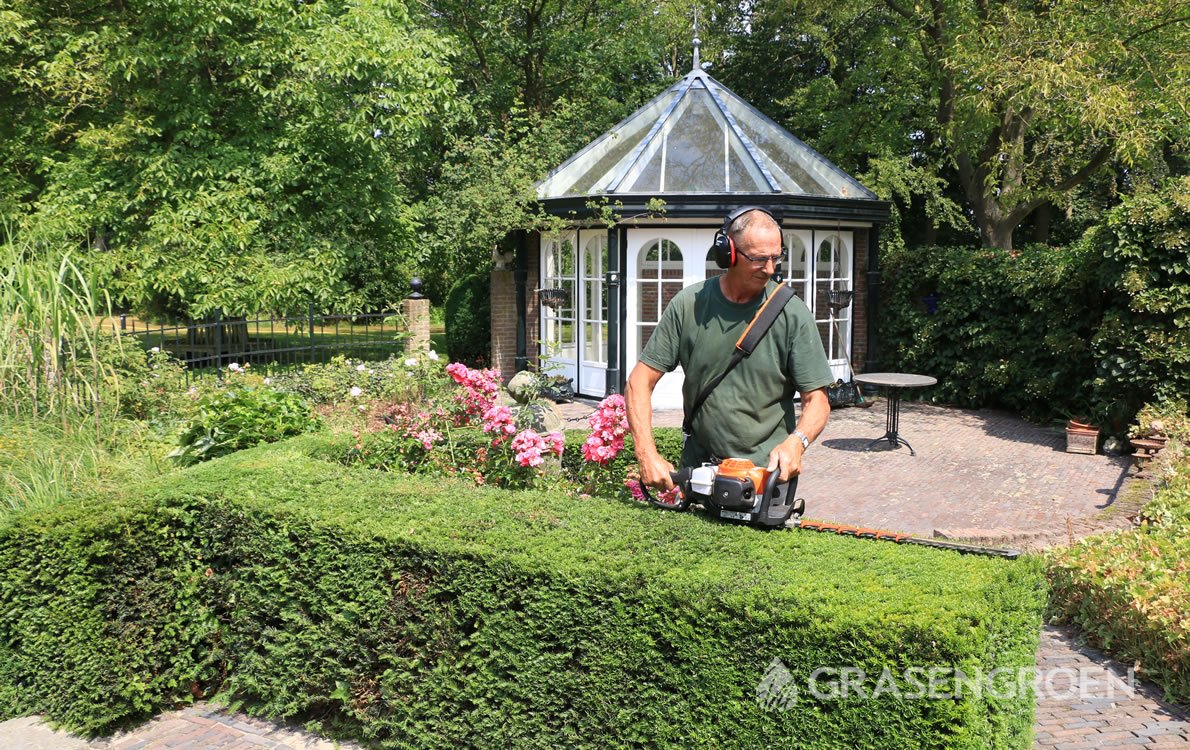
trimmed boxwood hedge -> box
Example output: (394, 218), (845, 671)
(0, 434), (1047, 747)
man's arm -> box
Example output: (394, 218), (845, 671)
(765, 386), (830, 482)
(625, 361), (675, 490)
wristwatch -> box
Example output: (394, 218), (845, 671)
(793, 430), (810, 450)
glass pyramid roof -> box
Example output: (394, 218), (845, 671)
(537, 69), (875, 200)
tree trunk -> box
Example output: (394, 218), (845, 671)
(1031, 202), (1051, 244)
(980, 216), (1016, 252)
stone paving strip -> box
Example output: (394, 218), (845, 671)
(1, 703), (365, 749)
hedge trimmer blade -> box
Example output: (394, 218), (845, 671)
(790, 519), (1022, 559)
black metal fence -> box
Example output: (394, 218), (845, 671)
(114, 306), (406, 380)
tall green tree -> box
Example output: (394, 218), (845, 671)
(1, 0), (456, 317)
(409, 0), (694, 293)
(709, 0), (1189, 250)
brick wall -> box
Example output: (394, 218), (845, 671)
(489, 231), (542, 382)
(490, 268), (516, 377)
(852, 229), (869, 372)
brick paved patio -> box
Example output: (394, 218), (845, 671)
(558, 399), (1138, 542)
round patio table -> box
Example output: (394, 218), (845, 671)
(853, 373), (938, 456)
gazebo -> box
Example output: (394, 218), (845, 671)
(490, 50), (891, 409)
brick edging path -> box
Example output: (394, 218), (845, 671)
(1034, 625), (1189, 749)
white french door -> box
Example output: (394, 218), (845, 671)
(784, 229), (853, 381)
(539, 230), (608, 397)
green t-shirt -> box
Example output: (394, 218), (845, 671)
(639, 278), (834, 467)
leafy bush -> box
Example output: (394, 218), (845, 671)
(1091, 176), (1190, 427)
(270, 353), (450, 407)
(1047, 459), (1190, 704)
(169, 388), (319, 465)
(89, 332), (192, 421)
(444, 273), (490, 366)
(880, 242), (1103, 420)
(881, 180), (1190, 430)
(1129, 398), (1190, 446)
(1, 435), (1048, 747)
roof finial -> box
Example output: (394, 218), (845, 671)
(692, 9), (701, 71)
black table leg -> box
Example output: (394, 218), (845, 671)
(864, 388), (917, 455)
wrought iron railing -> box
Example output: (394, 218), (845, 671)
(113, 305), (405, 380)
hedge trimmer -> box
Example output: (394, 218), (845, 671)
(639, 459), (1021, 559)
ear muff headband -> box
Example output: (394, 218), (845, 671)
(711, 206), (778, 269)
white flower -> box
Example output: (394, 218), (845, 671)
(427, 350), (439, 361)
(350, 386), (363, 398)
(356, 364), (367, 372)
(228, 362), (242, 373)
(404, 357), (418, 367)
(263, 377), (272, 385)
(357, 404), (367, 413)
(150, 346), (160, 353)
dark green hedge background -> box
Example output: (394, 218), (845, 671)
(880, 177), (1190, 429)
(1, 435), (1047, 748)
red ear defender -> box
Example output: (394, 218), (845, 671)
(711, 206), (778, 270)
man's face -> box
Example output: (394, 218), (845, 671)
(727, 222), (784, 293)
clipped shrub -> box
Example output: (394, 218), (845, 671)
(1, 434), (1048, 748)
(1047, 459), (1190, 704)
(880, 242), (1103, 420)
(444, 273), (490, 366)
(0, 493), (226, 732)
(169, 387), (319, 465)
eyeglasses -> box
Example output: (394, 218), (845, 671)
(736, 248), (783, 266)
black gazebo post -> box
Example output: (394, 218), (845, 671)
(605, 226), (622, 395)
(514, 229), (528, 374)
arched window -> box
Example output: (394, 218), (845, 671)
(637, 239), (683, 353)
(812, 234), (853, 361)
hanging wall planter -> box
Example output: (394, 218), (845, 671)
(538, 288), (570, 309)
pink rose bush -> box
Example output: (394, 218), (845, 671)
(580, 394), (628, 465)
(482, 405), (517, 442)
(510, 429), (565, 468)
(446, 362), (501, 422)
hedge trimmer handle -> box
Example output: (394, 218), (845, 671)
(638, 468), (691, 512)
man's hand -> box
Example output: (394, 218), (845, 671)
(638, 452), (676, 491)
(626, 361), (674, 490)
(766, 387), (830, 482)
(766, 437), (805, 482)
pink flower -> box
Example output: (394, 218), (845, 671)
(545, 431), (565, 457)
(446, 362), (501, 421)
(416, 429), (441, 450)
(511, 429), (548, 468)
(482, 405), (516, 439)
(581, 394), (629, 465)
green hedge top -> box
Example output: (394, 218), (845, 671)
(136, 434), (1041, 641)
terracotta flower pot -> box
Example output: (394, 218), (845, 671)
(1065, 423), (1100, 455)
